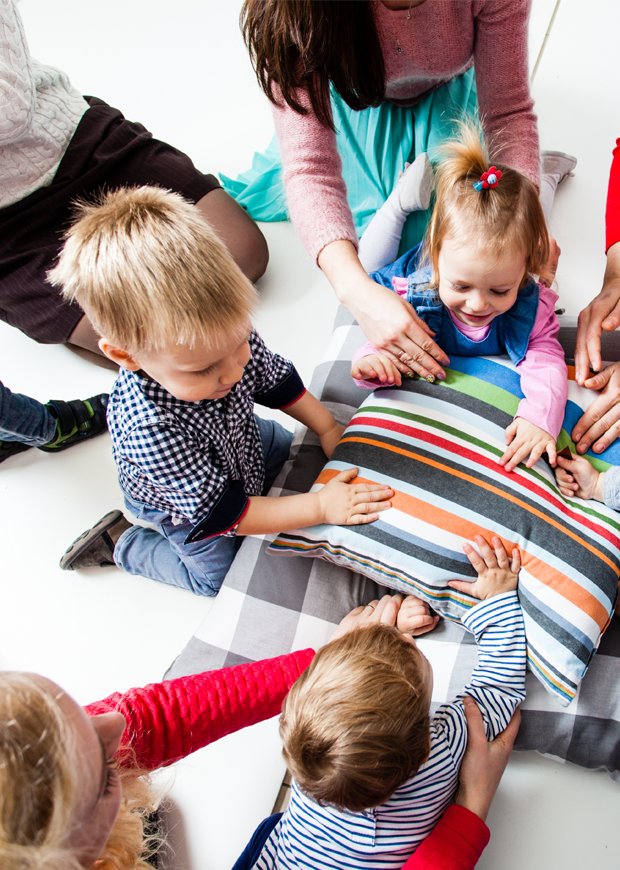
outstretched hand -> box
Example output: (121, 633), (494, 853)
(449, 535), (520, 601)
(571, 361), (620, 455)
(499, 418), (556, 472)
(318, 467), (393, 525)
(575, 242), (620, 384)
(330, 593), (439, 641)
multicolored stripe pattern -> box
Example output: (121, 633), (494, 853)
(270, 356), (620, 705)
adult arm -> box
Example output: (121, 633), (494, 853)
(515, 285), (568, 439)
(271, 93), (450, 380)
(403, 699), (520, 870)
(574, 139), (620, 383)
(473, 0), (540, 187)
(84, 649), (316, 771)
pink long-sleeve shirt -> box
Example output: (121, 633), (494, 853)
(353, 283), (568, 439)
(272, 0), (539, 263)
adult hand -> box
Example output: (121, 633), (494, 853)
(318, 240), (450, 382)
(575, 242), (620, 384)
(455, 697), (521, 822)
(571, 361), (620, 453)
(329, 593), (404, 641)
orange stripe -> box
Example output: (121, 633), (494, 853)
(333, 436), (619, 576)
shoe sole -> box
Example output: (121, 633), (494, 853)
(60, 509), (122, 570)
(541, 150), (577, 177)
(417, 154), (434, 211)
(398, 153), (434, 212)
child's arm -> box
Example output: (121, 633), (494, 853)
(499, 286), (568, 472)
(555, 452), (605, 501)
(442, 536), (526, 740)
(236, 466), (393, 536)
(282, 390), (344, 458)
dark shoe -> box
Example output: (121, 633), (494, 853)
(0, 440), (32, 464)
(39, 393), (109, 453)
(60, 510), (133, 570)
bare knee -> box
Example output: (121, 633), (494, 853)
(195, 189), (269, 283)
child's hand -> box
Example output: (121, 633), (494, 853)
(318, 467), (393, 525)
(319, 422), (346, 459)
(556, 451), (604, 501)
(499, 418), (556, 472)
(448, 535), (521, 601)
(352, 353), (402, 386)
(396, 594), (440, 636)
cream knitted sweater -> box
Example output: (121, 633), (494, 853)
(272, 0), (540, 262)
(0, 0), (88, 208)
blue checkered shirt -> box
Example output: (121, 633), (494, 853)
(106, 331), (304, 541)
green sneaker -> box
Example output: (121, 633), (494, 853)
(39, 393), (109, 452)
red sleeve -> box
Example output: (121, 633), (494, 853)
(84, 649), (316, 771)
(605, 138), (620, 252)
(402, 805), (490, 870)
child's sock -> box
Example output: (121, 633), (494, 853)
(539, 150), (577, 223)
(359, 153), (434, 272)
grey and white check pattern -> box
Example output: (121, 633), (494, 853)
(107, 331), (296, 527)
(166, 309), (620, 782)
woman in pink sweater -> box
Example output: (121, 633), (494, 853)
(0, 597), (518, 870)
(237, 0), (541, 384)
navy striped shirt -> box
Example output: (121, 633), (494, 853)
(256, 592), (525, 869)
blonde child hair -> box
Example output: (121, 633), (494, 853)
(280, 624), (431, 812)
(0, 672), (160, 870)
(48, 186), (257, 354)
(426, 123), (552, 288)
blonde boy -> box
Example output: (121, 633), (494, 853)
(54, 187), (392, 595)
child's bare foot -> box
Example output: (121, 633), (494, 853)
(396, 594), (440, 636)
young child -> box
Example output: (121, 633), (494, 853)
(352, 127), (569, 474)
(53, 187), (393, 596)
(246, 536), (525, 869)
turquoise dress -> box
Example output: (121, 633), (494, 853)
(221, 69), (478, 257)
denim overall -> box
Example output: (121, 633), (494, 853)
(369, 242), (539, 366)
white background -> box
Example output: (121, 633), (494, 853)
(1, 1), (619, 867)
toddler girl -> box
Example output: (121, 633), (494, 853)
(352, 127), (569, 473)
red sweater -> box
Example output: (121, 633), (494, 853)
(85, 650), (489, 870)
(606, 138), (620, 251)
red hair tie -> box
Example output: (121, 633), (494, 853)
(473, 166), (502, 191)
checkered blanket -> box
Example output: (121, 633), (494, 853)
(166, 309), (620, 781)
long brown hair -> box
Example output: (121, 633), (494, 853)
(241, 0), (385, 130)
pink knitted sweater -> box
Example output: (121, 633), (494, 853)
(272, 0), (539, 262)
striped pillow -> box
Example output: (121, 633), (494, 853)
(270, 355), (620, 706)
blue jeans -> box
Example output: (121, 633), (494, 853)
(114, 416), (293, 596)
(0, 381), (56, 445)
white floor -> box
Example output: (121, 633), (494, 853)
(2, 1), (620, 868)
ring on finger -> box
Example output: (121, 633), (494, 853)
(366, 603), (376, 611)
(397, 351), (413, 364)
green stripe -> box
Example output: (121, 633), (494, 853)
(352, 405), (620, 536)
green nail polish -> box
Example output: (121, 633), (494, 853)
(426, 375), (435, 383)
(406, 372), (414, 379)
